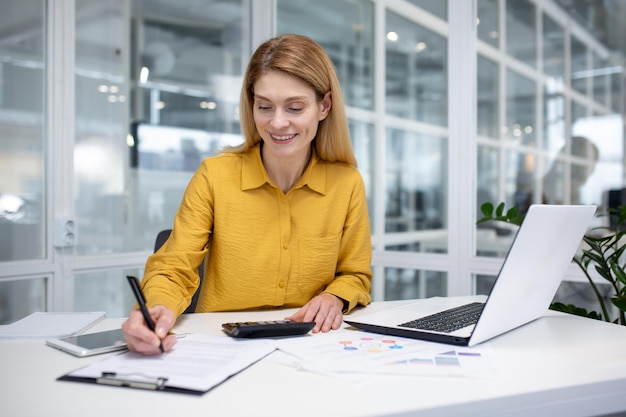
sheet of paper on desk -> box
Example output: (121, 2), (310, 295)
(274, 329), (498, 379)
(63, 334), (276, 393)
(0, 311), (106, 338)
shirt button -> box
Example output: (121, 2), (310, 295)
(282, 242), (288, 249)
(279, 281), (285, 288)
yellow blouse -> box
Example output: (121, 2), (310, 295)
(141, 143), (372, 316)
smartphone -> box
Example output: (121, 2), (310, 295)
(46, 328), (128, 357)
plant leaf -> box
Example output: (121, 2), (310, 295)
(594, 264), (614, 283)
(495, 202), (505, 217)
(611, 296), (626, 312)
(506, 206), (519, 219)
(510, 214), (524, 226)
(550, 302), (602, 320)
(480, 202), (494, 217)
(610, 261), (626, 287)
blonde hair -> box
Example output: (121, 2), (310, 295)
(228, 34), (357, 167)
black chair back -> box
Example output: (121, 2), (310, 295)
(153, 229), (203, 314)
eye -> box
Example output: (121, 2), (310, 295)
(255, 103), (272, 111)
(286, 102), (306, 113)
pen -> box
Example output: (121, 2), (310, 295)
(126, 275), (164, 353)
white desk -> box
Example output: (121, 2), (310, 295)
(2, 300), (626, 417)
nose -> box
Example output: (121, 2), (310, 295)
(270, 109), (290, 129)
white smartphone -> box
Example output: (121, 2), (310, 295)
(46, 328), (128, 357)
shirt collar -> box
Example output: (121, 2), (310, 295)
(241, 143), (326, 195)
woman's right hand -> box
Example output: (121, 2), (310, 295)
(121, 304), (177, 355)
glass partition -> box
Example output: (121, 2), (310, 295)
(386, 11), (447, 126)
(477, 56), (499, 138)
(406, 0), (447, 21)
(542, 13), (564, 82)
(349, 120), (375, 227)
(0, 277), (47, 324)
(543, 87), (565, 152)
(0, 1), (47, 322)
(74, 269), (142, 318)
(384, 128), (447, 246)
(477, 0), (499, 49)
(571, 113), (623, 207)
(505, 69), (537, 146)
(74, 0), (129, 255)
(570, 36), (588, 95)
(505, 0), (536, 68)
(610, 70), (622, 112)
(381, 6), (448, 265)
(476, 146), (499, 224)
(474, 274), (496, 296)
(0, 0), (46, 262)
(385, 268), (447, 301)
(74, 0), (247, 254)
(592, 52), (608, 107)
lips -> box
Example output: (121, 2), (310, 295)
(270, 133), (296, 141)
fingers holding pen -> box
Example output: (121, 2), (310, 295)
(122, 306), (177, 355)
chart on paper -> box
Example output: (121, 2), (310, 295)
(276, 331), (497, 378)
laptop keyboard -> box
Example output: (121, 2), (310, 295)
(398, 302), (485, 333)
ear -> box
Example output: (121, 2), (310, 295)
(319, 91), (332, 121)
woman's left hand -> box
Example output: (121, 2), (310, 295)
(285, 293), (344, 333)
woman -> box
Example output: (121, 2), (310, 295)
(122, 34), (372, 354)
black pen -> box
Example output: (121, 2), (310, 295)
(126, 275), (164, 353)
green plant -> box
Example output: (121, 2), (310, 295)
(477, 202), (626, 325)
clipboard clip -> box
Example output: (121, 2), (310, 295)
(97, 372), (168, 390)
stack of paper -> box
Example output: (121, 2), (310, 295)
(0, 311), (106, 338)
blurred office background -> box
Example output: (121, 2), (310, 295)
(0, 0), (624, 323)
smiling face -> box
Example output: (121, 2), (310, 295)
(253, 70), (331, 162)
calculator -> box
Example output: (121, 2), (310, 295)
(221, 320), (316, 338)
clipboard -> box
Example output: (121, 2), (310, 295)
(57, 333), (276, 395)
(58, 372), (197, 395)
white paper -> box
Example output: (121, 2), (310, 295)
(275, 329), (498, 378)
(64, 334), (276, 393)
(0, 311), (106, 338)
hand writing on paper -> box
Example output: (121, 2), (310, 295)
(122, 305), (177, 355)
(285, 293), (344, 333)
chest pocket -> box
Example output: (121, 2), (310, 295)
(296, 233), (342, 295)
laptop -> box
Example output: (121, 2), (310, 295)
(345, 204), (596, 347)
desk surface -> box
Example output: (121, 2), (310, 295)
(2, 299), (626, 417)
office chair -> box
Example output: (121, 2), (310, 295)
(153, 229), (204, 314)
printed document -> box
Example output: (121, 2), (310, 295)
(61, 334), (276, 393)
(274, 329), (497, 379)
